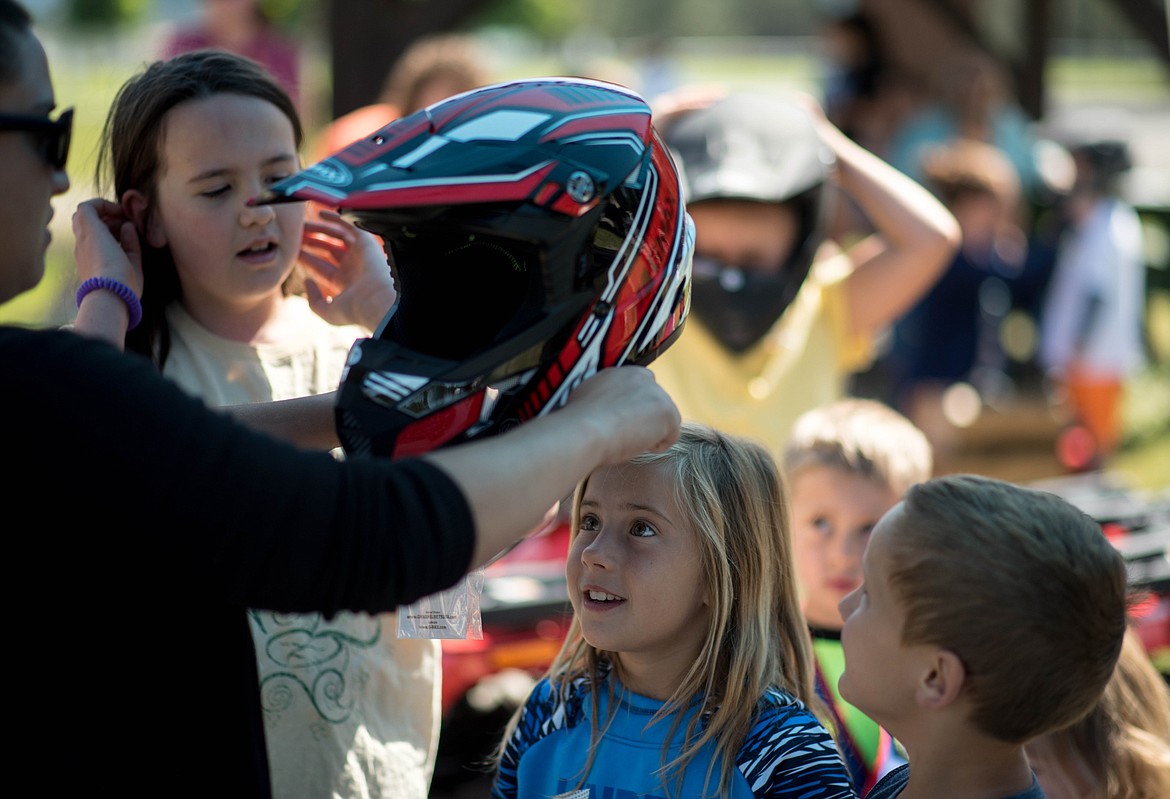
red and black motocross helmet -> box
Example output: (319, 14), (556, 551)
(258, 77), (693, 459)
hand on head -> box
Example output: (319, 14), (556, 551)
(649, 82), (728, 130)
(71, 197), (144, 298)
(560, 365), (681, 464)
(789, 90), (853, 158)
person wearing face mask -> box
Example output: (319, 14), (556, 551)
(650, 88), (960, 457)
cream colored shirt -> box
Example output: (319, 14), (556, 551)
(651, 260), (872, 459)
(164, 298), (442, 799)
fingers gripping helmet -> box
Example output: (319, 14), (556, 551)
(259, 77), (694, 459)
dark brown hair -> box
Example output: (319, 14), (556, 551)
(95, 49), (302, 367)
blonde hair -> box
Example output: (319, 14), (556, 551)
(499, 421), (822, 797)
(1028, 627), (1170, 798)
(783, 397), (933, 495)
(889, 474), (1128, 742)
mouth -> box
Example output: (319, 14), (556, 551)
(582, 588), (627, 609)
(238, 241), (278, 259)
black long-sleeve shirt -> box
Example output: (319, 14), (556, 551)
(1, 325), (474, 796)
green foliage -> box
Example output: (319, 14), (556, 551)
(64, 0), (149, 29)
(261, 0), (311, 26)
(469, 0), (586, 41)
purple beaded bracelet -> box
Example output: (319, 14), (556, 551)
(76, 276), (143, 331)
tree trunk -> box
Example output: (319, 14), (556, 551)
(327, 0), (496, 120)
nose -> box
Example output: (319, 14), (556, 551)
(839, 585), (861, 620)
(828, 535), (851, 569)
(240, 200), (276, 227)
(579, 530), (616, 570)
(51, 168), (70, 197)
(829, 530), (867, 572)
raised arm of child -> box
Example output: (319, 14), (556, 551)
(801, 94), (961, 339)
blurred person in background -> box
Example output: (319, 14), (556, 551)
(885, 50), (1041, 201)
(816, 5), (898, 157)
(880, 138), (1028, 421)
(311, 32), (489, 161)
(162, 0), (302, 109)
(783, 397), (933, 793)
(1038, 138), (1146, 467)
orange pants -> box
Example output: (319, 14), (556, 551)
(1061, 370), (1124, 456)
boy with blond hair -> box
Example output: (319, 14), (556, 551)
(784, 398), (933, 793)
(839, 474), (1129, 798)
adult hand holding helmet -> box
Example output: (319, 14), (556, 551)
(424, 363), (680, 569)
(552, 364), (682, 461)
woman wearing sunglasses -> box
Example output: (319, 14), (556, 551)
(0, 17), (70, 300)
(0, 2), (681, 795)
(0, 103), (69, 166)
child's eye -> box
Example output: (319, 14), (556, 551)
(201, 185), (230, 199)
(629, 520), (657, 538)
(812, 516), (832, 535)
(266, 173), (294, 186)
(579, 513), (600, 533)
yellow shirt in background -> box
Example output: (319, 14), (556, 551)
(651, 259), (872, 459)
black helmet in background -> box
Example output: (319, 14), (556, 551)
(258, 77), (693, 459)
(660, 92), (834, 352)
(1069, 138), (1132, 196)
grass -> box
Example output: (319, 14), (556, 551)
(1115, 363), (1170, 494)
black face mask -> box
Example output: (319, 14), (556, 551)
(688, 257), (802, 353)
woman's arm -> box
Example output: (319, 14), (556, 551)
(223, 391), (341, 450)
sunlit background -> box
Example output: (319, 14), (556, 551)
(4, 0), (1168, 492)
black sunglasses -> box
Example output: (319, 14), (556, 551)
(0, 107), (73, 170)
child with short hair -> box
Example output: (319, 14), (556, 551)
(839, 473), (1129, 798)
(491, 421), (855, 798)
(784, 398), (933, 793)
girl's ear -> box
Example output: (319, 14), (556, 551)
(123, 190), (167, 249)
(916, 648), (965, 710)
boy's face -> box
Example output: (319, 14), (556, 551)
(790, 465), (900, 630)
(685, 198), (805, 350)
(837, 502), (920, 729)
(951, 191), (1006, 251)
